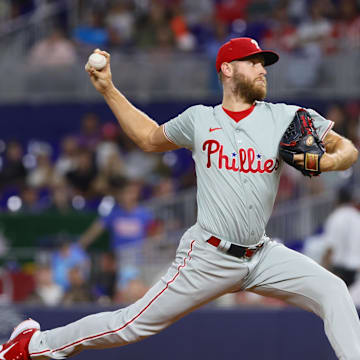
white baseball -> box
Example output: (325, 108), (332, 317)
(88, 53), (107, 70)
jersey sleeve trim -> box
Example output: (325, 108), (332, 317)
(320, 120), (334, 141)
(162, 124), (178, 145)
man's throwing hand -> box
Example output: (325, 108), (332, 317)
(85, 49), (113, 95)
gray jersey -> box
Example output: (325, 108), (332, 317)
(164, 101), (333, 246)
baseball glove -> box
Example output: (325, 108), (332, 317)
(279, 109), (325, 177)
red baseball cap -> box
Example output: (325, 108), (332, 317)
(216, 37), (279, 73)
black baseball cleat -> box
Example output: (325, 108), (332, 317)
(0, 319), (40, 360)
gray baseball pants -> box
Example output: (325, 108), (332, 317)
(28, 224), (360, 360)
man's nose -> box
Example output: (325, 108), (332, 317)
(257, 63), (267, 75)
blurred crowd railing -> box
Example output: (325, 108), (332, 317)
(0, 51), (359, 103)
(0, 0), (75, 36)
(1, 176), (359, 263)
(1, 0), (360, 102)
(0, 54), (210, 103)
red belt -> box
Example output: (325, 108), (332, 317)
(207, 236), (264, 259)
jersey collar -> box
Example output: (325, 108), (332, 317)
(222, 103), (256, 123)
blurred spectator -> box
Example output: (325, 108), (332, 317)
(52, 236), (90, 291)
(169, 3), (196, 51)
(94, 123), (125, 195)
(320, 104), (356, 190)
(288, 0), (333, 87)
(321, 0), (337, 19)
(0, 141), (27, 191)
(182, 0), (214, 31)
(302, 231), (328, 265)
(5, 268), (35, 302)
(124, 148), (160, 181)
(322, 187), (360, 287)
(66, 147), (98, 198)
(120, 134), (161, 181)
(27, 264), (64, 306)
(135, 1), (175, 50)
(215, 0), (249, 25)
(96, 122), (122, 169)
(331, 0), (360, 51)
(47, 183), (73, 215)
(149, 177), (183, 241)
(203, 18), (229, 92)
(287, 0), (308, 22)
(75, 113), (102, 151)
(180, 0), (214, 48)
(152, 177), (177, 199)
(79, 179), (152, 252)
(55, 135), (79, 177)
(79, 179), (152, 298)
(325, 104), (347, 137)
(76, 0), (112, 20)
(62, 266), (93, 305)
(19, 186), (45, 213)
(92, 252), (117, 304)
(262, 3), (297, 53)
(274, 165), (299, 204)
(117, 278), (148, 304)
(5, 0), (34, 20)
(346, 101), (360, 146)
(73, 11), (109, 50)
(27, 148), (55, 189)
(28, 28), (77, 67)
(246, 0), (272, 22)
(106, 1), (135, 49)
(295, 0), (333, 54)
(0, 1), (11, 23)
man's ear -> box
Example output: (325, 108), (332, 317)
(220, 62), (233, 78)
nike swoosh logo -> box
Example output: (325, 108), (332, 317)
(209, 127), (222, 132)
(0, 342), (18, 360)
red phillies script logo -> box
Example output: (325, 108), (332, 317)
(202, 139), (279, 173)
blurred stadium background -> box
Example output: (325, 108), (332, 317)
(0, 0), (359, 358)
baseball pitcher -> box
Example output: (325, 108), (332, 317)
(1, 38), (359, 360)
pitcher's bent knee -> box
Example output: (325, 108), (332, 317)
(315, 273), (352, 309)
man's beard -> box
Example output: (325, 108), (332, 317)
(232, 72), (267, 103)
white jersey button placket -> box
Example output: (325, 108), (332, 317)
(234, 126), (253, 242)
